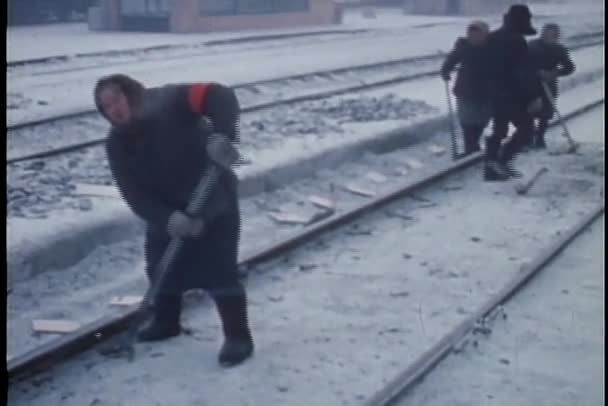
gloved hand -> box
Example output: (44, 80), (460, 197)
(167, 211), (205, 238)
(527, 97), (543, 114)
(207, 133), (240, 169)
(539, 69), (558, 82)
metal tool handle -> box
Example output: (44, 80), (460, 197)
(540, 81), (576, 147)
(444, 79), (459, 161)
(146, 166), (221, 303)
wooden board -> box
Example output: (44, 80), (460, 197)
(394, 167), (409, 176)
(365, 171), (388, 183)
(344, 183), (376, 198)
(308, 195), (335, 211)
(109, 295), (143, 307)
(269, 212), (311, 225)
(405, 159), (424, 170)
(429, 145), (447, 156)
(32, 319), (81, 334)
(74, 183), (121, 199)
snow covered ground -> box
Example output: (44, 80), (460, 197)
(6, 70), (604, 369)
(6, 4), (604, 125)
(399, 214), (604, 406)
(7, 1), (604, 63)
(7, 100), (604, 406)
(4, 8), (482, 63)
(6, 46), (603, 223)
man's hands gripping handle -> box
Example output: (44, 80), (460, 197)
(166, 133), (239, 239)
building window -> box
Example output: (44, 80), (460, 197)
(274, 0), (309, 13)
(200, 0), (309, 16)
(200, 0), (236, 15)
(121, 0), (170, 16)
(236, 0), (273, 14)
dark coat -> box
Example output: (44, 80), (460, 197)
(441, 37), (492, 100)
(105, 82), (242, 294)
(486, 25), (540, 106)
(528, 38), (576, 97)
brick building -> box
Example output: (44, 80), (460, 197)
(89, 0), (340, 32)
(403, 0), (515, 15)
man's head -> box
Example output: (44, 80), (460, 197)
(467, 20), (489, 46)
(541, 23), (561, 44)
(504, 4), (536, 36)
(94, 74), (145, 126)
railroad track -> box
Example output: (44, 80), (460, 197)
(363, 205), (604, 406)
(6, 28), (371, 70)
(7, 95), (603, 394)
(6, 32), (603, 164)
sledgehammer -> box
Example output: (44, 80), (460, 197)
(515, 167), (548, 195)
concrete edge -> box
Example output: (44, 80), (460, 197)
(7, 36), (600, 129)
(7, 113), (447, 284)
(7, 67), (604, 284)
(7, 28), (368, 67)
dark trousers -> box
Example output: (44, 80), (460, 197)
(534, 117), (550, 145)
(461, 124), (484, 155)
(153, 282), (249, 335)
(486, 98), (534, 162)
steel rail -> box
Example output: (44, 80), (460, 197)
(7, 97), (604, 383)
(363, 204), (604, 406)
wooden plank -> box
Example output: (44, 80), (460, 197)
(109, 295), (143, 307)
(405, 159), (424, 169)
(308, 195), (335, 211)
(269, 212), (310, 225)
(344, 183), (376, 197)
(74, 183), (121, 199)
(394, 167), (409, 176)
(32, 320), (81, 334)
(429, 145), (447, 156)
(365, 171), (388, 183)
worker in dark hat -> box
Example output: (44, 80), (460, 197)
(483, 4), (542, 181)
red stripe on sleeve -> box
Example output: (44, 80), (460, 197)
(188, 83), (210, 113)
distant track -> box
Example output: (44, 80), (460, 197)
(6, 34), (604, 165)
(7, 98), (602, 384)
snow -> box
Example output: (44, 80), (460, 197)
(4, 9), (477, 64)
(7, 4), (604, 125)
(6, 58), (604, 289)
(6, 2), (603, 64)
(7, 102), (604, 405)
(399, 215), (604, 406)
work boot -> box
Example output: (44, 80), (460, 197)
(484, 160), (510, 181)
(463, 126), (482, 155)
(533, 134), (547, 149)
(504, 160), (523, 178)
(534, 120), (549, 149)
(137, 295), (182, 342)
(213, 287), (254, 367)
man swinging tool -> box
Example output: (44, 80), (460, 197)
(528, 23), (576, 149)
(441, 20), (492, 157)
(94, 74), (253, 367)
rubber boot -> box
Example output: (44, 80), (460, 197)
(462, 125), (482, 155)
(483, 160), (510, 181)
(213, 286), (254, 367)
(503, 160), (523, 178)
(137, 295), (182, 342)
(534, 119), (548, 149)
